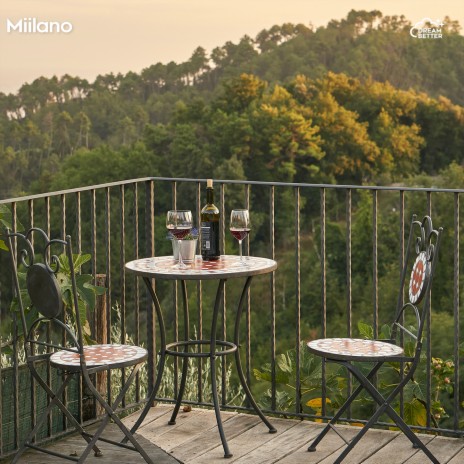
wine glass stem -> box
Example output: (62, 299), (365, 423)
(239, 240), (243, 262)
(178, 239), (183, 266)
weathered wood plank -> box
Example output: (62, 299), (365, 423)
(170, 413), (259, 462)
(362, 433), (433, 464)
(13, 409), (464, 464)
(146, 409), (236, 452)
(405, 436), (464, 464)
(233, 420), (323, 464)
(124, 403), (172, 429)
(277, 426), (360, 464)
(16, 424), (177, 464)
(187, 417), (296, 464)
(316, 427), (399, 464)
(447, 443), (464, 464)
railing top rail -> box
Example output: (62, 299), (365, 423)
(1, 176), (463, 204)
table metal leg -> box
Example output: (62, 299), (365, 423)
(234, 276), (277, 433)
(210, 279), (232, 458)
(169, 280), (190, 425)
(125, 277), (167, 439)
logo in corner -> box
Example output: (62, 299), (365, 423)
(410, 18), (444, 39)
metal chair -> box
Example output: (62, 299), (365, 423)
(8, 228), (153, 464)
(306, 215), (442, 464)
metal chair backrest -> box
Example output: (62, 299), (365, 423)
(7, 227), (84, 359)
(391, 215), (442, 364)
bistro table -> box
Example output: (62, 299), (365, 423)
(125, 254), (277, 458)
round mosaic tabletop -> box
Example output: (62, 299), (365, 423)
(125, 255), (277, 281)
(307, 337), (404, 362)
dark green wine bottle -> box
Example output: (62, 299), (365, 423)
(201, 179), (220, 260)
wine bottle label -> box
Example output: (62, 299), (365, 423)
(201, 221), (220, 257)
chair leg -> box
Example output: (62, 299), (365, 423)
(308, 361), (383, 452)
(82, 363), (154, 464)
(13, 370), (102, 463)
(345, 363), (440, 464)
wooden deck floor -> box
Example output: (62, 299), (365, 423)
(15, 405), (464, 463)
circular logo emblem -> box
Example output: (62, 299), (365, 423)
(409, 251), (429, 304)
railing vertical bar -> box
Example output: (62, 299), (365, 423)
(295, 187), (301, 414)
(105, 187), (112, 405)
(90, 190), (97, 338)
(196, 182), (203, 402)
(453, 192), (460, 431)
(346, 189), (352, 419)
(27, 200), (37, 434)
(60, 194), (68, 431)
(76, 192), (82, 254)
(245, 184), (251, 391)
(372, 190), (378, 338)
(372, 190), (379, 396)
(221, 183), (227, 405)
(120, 185), (126, 407)
(45, 196), (52, 437)
(426, 192), (432, 428)
(11, 202), (19, 450)
(134, 183), (140, 402)
(399, 190), (405, 418)
(172, 181), (178, 396)
(145, 180), (155, 396)
(270, 186), (276, 410)
(74, 191), (83, 425)
(320, 188), (327, 415)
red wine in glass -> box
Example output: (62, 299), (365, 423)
(168, 226), (191, 239)
(230, 209), (250, 265)
(230, 228), (250, 241)
(166, 210), (193, 269)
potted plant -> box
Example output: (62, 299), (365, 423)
(169, 227), (198, 263)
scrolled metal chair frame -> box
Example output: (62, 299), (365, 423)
(8, 227), (153, 464)
(306, 215), (443, 464)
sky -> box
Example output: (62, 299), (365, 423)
(1, 0), (462, 94)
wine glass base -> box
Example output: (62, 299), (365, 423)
(173, 262), (190, 270)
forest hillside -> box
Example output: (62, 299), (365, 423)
(0, 10), (463, 198)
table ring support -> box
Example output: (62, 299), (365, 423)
(165, 340), (238, 358)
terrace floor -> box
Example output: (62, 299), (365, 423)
(16, 405), (464, 463)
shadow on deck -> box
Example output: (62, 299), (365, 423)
(15, 405), (464, 463)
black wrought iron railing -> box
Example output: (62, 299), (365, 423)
(0, 177), (462, 459)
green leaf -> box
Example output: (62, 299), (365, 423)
(253, 368), (290, 384)
(277, 353), (294, 374)
(0, 240), (8, 251)
(403, 399), (427, 426)
(358, 321), (374, 339)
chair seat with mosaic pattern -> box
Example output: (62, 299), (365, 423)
(50, 344), (148, 371)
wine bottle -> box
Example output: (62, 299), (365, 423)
(201, 179), (220, 260)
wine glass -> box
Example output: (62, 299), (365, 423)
(167, 210), (192, 269)
(230, 209), (250, 266)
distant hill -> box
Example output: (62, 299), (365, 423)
(0, 10), (463, 197)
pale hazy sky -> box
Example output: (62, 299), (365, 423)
(1, 0), (462, 94)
